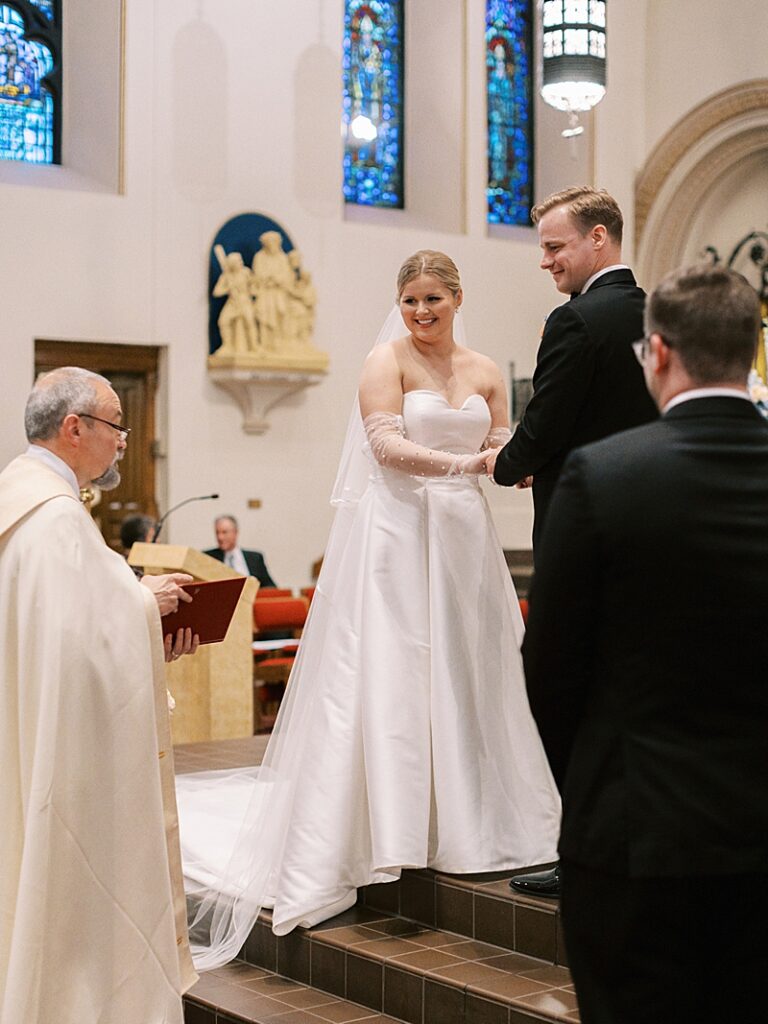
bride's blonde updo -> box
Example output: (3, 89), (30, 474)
(396, 250), (462, 299)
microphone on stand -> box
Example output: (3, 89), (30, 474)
(152, 494), (219, 542)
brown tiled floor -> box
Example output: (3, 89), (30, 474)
(186, 949), (579, 1023)
(241, 906), (579, 1023)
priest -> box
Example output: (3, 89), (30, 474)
(0, 367), (198, 1023)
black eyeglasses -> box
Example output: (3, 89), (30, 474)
(77, 413), (131, 440)
(632, 333), (674, 366)
(631, 337), (651, 365)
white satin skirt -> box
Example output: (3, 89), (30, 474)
(177, 468), (560, 950)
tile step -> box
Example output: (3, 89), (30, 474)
(186, 946), (578, 1024)
(359, 867), (566, 967)
(229, 902), (578, 1024)
(185, 961), (403, 1024)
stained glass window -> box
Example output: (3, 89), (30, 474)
(486, 0), (534, 226)
(342, 0), (404, 209)
(0, 1), (60, 164)
(28, 0), (54, 19)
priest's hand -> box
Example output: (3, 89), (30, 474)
(141, 572), (194, 616)
(164, 627), (200, 662)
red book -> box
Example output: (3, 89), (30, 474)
(161, 577), (247, 645)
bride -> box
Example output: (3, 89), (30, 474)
(176, 250), (561, 970)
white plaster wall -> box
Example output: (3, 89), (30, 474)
(592, 0), (649, 261)
(644, 0), (768, 155)
(682, 152), (768, 280)
(0, 0), (761, 587)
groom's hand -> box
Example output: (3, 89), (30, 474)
(485, 448), (500, 477)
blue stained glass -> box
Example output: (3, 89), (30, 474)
(342, 0), (404, 209)
(28, 0), (54, 20)
(486, 0), (534, 226)
(0, 4), (57, 163)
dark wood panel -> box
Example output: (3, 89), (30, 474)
(34, 340), (160, 551)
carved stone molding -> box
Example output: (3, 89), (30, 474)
(635, 80), (768, 288)
(636, 79), (768, 244)
(208, 363), (326, 435)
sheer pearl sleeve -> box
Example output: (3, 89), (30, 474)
(482, 427), (512, 450)
(363, 411), (488, 477)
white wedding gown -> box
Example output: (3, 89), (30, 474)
(176, 390), (560, 967)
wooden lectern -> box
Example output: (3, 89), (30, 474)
(129, 544), (258, 744)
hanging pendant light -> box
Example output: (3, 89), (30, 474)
(541, 0), (606, 134)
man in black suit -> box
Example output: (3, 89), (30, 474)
(204, 514), (276, 589)
(524, 264), (768, 1024)
(488, 186), (658, 898)
(489, 186), (657, 550)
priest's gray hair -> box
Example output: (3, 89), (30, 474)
(25, 366), (111, 442)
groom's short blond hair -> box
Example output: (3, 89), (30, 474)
(531, 187), (623, 244)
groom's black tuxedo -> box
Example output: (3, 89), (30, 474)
(523, 396), (768, 1022)
(494, 270), (658, 550)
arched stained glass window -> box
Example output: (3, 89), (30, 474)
(0, 0), (61, 164)
(342, 0), (404, 209)
(486, 0), (533, 226)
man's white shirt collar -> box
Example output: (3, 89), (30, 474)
(663, 388), (751, 414)
(26, 444), (80, 496)
(581, 264), (630, 294)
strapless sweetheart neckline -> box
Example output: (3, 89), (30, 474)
(402, 390), (485, 412)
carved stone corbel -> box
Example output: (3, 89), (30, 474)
(208, 358), (327, 435)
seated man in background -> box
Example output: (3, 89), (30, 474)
(205, 513), (276, 588)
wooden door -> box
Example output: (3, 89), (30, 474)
(34, 341), (160, 552)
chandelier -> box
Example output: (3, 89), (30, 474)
(541, 0), (607, 136)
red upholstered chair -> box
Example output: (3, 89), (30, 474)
(519, 598), (529, 625)
(300, 586), (316, 603)
(252, 596), (309, 733)
(255, 587), (293, 599)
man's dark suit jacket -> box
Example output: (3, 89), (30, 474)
(523, 396), (768, 878)
(494, 269), (658, 549)
(204, 547), (276, 589)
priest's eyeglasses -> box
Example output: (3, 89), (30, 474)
(77, 413), (131, 441)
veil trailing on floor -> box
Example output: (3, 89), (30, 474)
(182, 304), (474, 970)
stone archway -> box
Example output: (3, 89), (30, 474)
(635, 80), (768, 288)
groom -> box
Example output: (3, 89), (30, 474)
(488, 186), (657, 549)
(486, 186), (658, 897)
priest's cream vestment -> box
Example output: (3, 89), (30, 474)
(0, 454), (196, 1024)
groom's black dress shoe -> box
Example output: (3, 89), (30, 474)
(509, 865), (560, 897)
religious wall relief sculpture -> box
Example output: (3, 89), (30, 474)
(207, 214), (329, 434)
